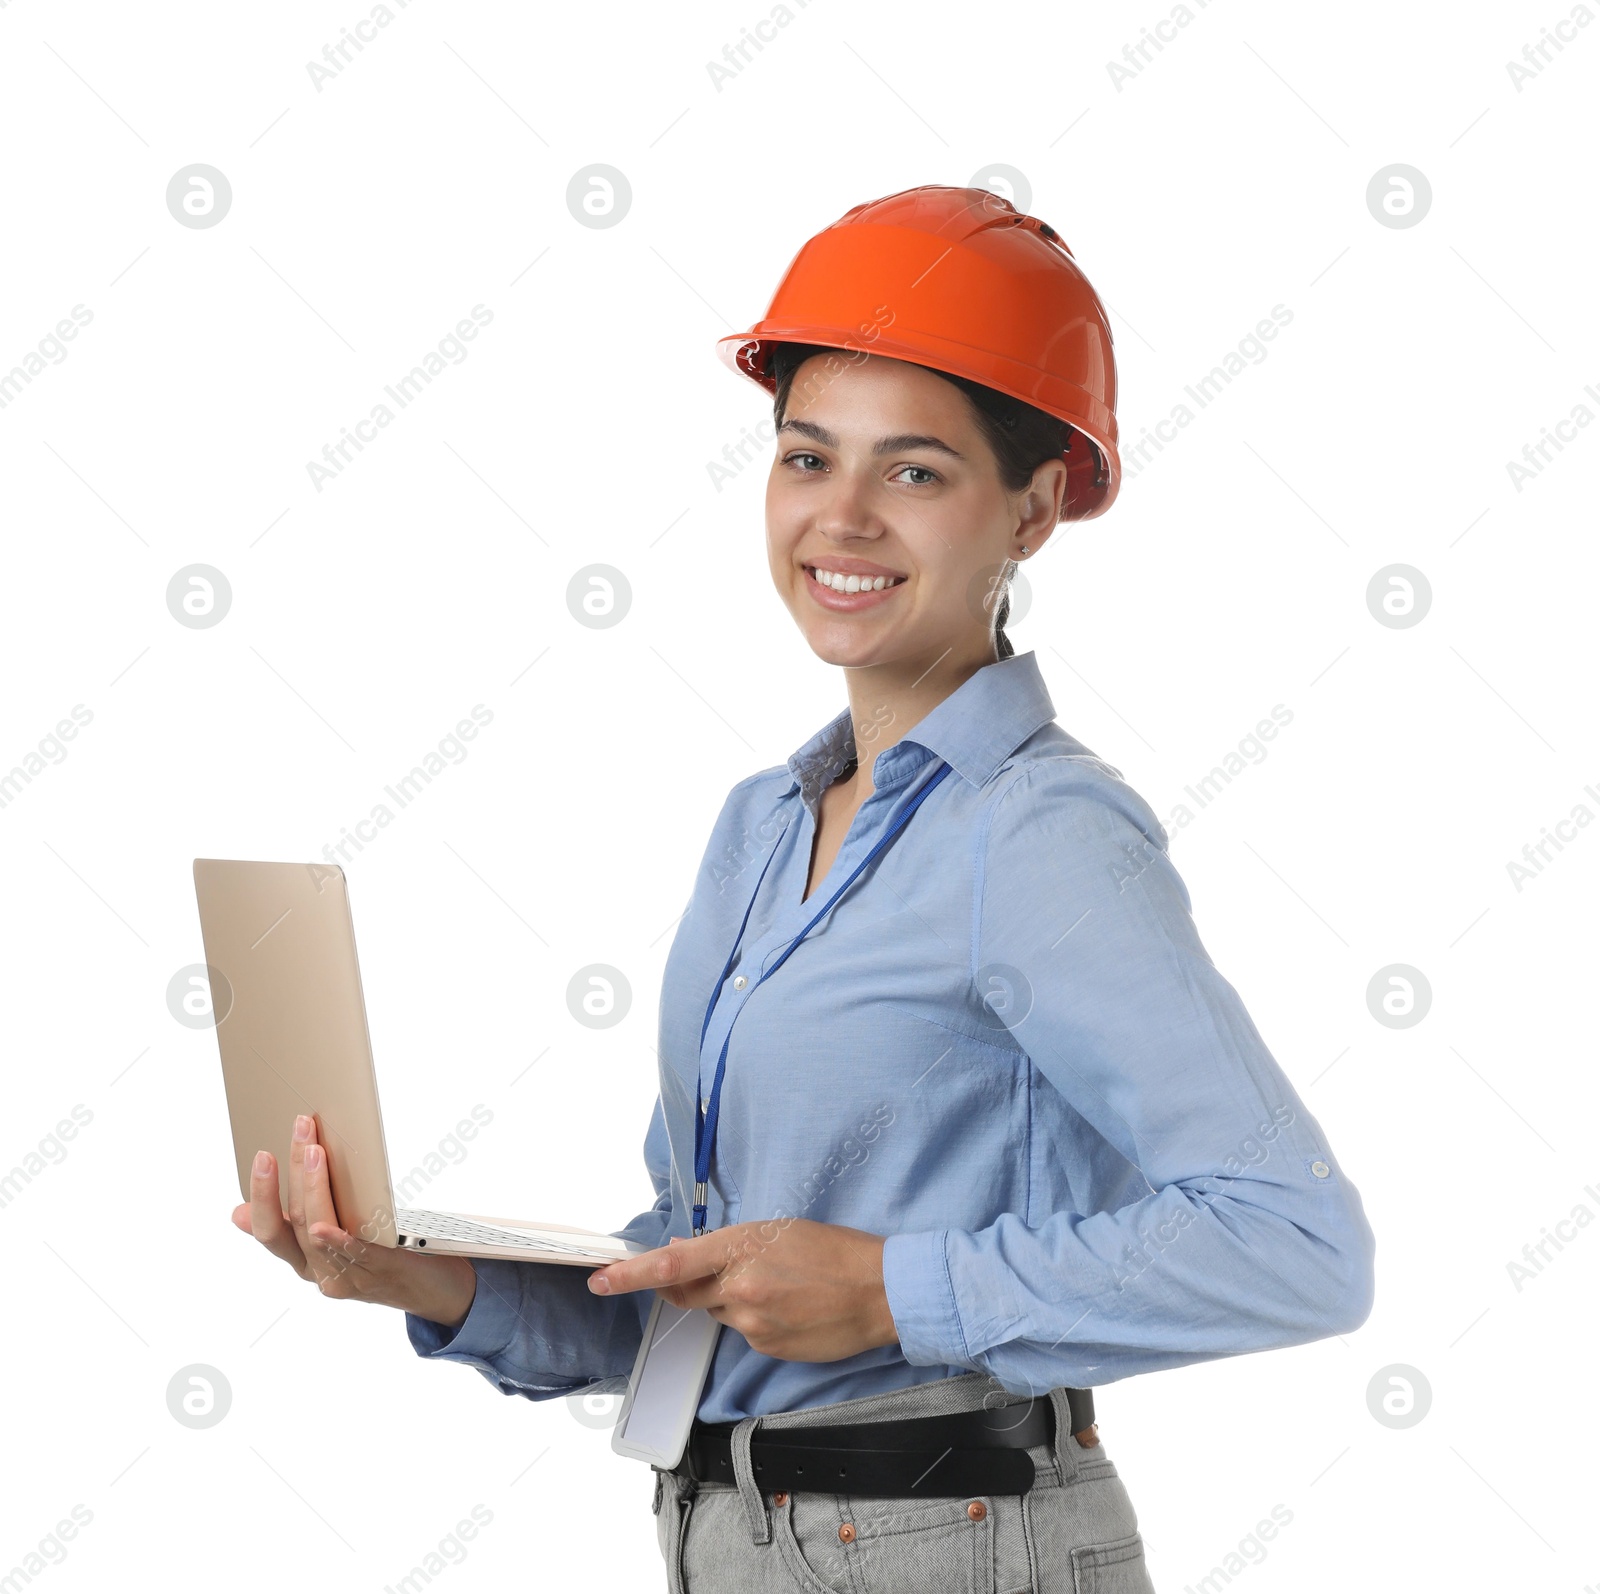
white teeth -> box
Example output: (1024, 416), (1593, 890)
(811, 567), (901, 593)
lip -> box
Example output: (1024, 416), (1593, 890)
(802, 562), (908, 613)
(801, 555), (907, 579)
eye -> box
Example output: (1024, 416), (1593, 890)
(782, 451), (826, 473)
(892, 463), (940, 487)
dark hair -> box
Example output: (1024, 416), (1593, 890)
(768, 342), (1073, 659)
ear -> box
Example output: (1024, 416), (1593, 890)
(1013, 456), (1068, 559)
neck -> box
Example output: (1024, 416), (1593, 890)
(839, 639), (998, 797)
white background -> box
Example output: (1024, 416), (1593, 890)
(1, 1), (1596, 1590)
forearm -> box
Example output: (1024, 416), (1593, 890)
(408, 1254), (654, 1399)
(408, 1201), (673, 1398)
(883, 1168), (1376, 1391)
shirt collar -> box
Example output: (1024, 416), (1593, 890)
(783, 649), (1057, 805)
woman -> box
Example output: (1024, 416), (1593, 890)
(237, 187), (1375, 1593)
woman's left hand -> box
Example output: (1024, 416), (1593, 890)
(587, 1219), (899, 1362)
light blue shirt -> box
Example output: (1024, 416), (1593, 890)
(407, 650), (1375, 1422)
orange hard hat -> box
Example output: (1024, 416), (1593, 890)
(717, 185), (1120, 520)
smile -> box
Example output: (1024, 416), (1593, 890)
(808, 564), (904, 593)
(806, 560), (908, 611)
(803, 564), (907, 611)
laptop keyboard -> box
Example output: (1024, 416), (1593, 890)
(397, 1208), (626, 1258)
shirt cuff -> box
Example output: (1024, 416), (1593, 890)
(405, 1258), (522, 1363)
(881, 1229), (971, 1369)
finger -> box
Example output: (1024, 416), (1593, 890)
(246, 1149), (309, 1276)
(295, 1131), (396, 1301)
(299, 1124), (341, 1236)
(284, 1113), (318, 1258)
(589, 1231), (733, 1296)
(297, 1136), (354, 1292)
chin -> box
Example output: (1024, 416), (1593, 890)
(804, 632), (888, 668)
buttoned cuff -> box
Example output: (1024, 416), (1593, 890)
(405, 1258), (522, 1363)
(881, 1229), (972, 1369)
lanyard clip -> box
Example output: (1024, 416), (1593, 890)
(692, 1179), (708, 1237)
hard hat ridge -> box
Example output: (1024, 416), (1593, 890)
(717, 184), (1121, 519)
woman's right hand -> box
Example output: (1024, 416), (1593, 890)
(230, 1113), (478, 1331)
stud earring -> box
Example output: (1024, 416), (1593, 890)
(1019, 546), (1031, 557)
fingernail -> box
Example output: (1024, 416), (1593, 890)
(253, 1151), (271, 1178)
(293, 1115), (311, 1141)
(588, 1272), (610, 1294)
(304, 1145), (321, 1171)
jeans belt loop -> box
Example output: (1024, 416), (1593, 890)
(1048, 1388), (1094, 1485)
(729, 1416), (771, 1545)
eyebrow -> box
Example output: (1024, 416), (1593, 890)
(778, 418), (965, 459)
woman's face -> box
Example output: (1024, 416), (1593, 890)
(765, 352), (1060, 672)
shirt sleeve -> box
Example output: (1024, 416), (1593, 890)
(880, 757), (1377, 1392)
(404, 1094), (674, 1401)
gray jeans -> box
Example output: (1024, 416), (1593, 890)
(650, 1374), (1156, 1593)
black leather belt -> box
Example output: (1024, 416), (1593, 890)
(670, 1388), (1096, 1499)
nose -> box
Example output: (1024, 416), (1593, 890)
(810, 454), (888, 544)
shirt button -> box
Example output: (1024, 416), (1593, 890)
(1311, 1160), (1331, 1179)
(732, 975), (747, 990)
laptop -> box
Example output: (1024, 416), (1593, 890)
(192, 858), (636, 1265)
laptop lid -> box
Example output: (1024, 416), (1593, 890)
(192, 859), (400, 1247)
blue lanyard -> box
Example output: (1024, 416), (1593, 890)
(691, 759), (954, 1234)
